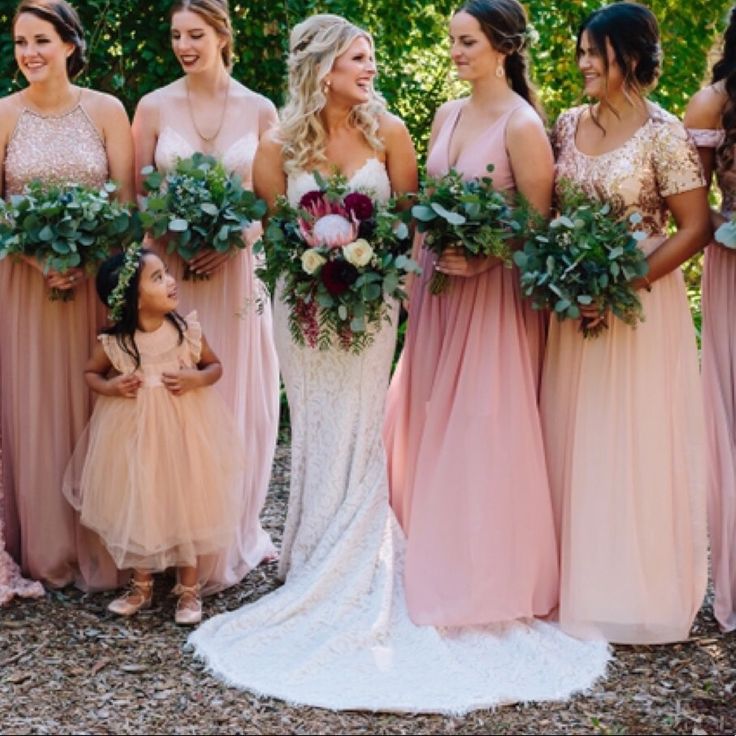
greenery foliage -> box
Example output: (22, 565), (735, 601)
(0, 0), (732, 157)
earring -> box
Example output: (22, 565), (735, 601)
(495, 61), (505, 78)
(323, 79), (332, 95)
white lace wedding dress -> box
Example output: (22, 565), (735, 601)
(188, 159), (610, 714)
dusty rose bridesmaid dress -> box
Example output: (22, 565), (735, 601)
(150, 95), (279, 594)
(0, 99), (122, 590)
(542, 104), (708, 644)
(689, 126), (736, 633)
(384, 98), (559, 626)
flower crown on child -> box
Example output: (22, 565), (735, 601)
(107, 241), (143, 322)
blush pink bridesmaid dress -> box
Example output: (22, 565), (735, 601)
(150, 93), (280, 593)
(542, 104), (708, 644)
(384, 97), (559, 626)
(689, 125), (736, 633)
(0, 97), (122, 591)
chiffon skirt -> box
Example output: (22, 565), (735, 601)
(154, 243), (279, 592)
(63, 386), (246, 572)
(0, 259), (121, 590)
(540, 266), (708, 643)
(384, 252), (559, 626)
(702, 242), (736, 632)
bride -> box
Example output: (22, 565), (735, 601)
(189, 13), (609, 713)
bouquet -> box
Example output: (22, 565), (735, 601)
(140, 152), (267, 280)
(0, 180), (136, 301)
(256, 172), (419, 353)
(412, 165), (517, 294)
(714, 215), (736, 249)
(514, 182), (649, 338)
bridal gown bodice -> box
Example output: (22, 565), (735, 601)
(189, 158), (611, 714)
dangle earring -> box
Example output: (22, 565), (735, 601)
(495, 59), (505, 78)
(323, 79), (332, 95)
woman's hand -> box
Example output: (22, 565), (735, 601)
(436, 245), (500, 278)
(44, 267), (85, 292)
(186, 250), (232, 277)
(161, 367), (203, 396)
(579, 303), (609, 333)
(107, 373), (142, 399)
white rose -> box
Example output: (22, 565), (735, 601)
(342, 238), (374, 268)
(301, 249), (326, 275)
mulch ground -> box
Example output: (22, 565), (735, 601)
(1, 445), (734, 735)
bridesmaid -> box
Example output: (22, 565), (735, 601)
(541, 2), (711, 643)
(0, 0), (133, 589)
(684, 8), (736, 633)
(383, 0), (558, 626)
(132, 0), (280, 593)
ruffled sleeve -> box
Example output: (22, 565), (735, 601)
(183, 310), (203, 364)
(98, 334), (135, 374)
(687, 128), (725, 149)
(651, 118), (706, 198)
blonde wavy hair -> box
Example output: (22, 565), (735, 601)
(279, 14), (387, 175)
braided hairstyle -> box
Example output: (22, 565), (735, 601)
(456, 0), (543, 119)
(712, 6), (736, 171)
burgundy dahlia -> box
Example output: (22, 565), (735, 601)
(344, 192), (374, 220)
(321, 259), (359, 296)
(299, 189), (326, 211)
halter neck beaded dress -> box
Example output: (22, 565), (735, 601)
(0, 98), (122, 591)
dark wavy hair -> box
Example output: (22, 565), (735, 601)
(96, 250), (186, 369)
(576, 2), (661, 129)
(712, 6), (736, 171)
(455, 0), (544, 119)
(13, 0), (87, 79)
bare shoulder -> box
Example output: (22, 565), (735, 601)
(82, 88), (128, 119)
(229, 80), (278, 128)
(507, 101), (546, 137)
(685, 84), (726, 129)
(257, 127), (285, 159)
(0, 92), (24, 137)
(433, 99), (462, 129)
(377, 111), (411, 144)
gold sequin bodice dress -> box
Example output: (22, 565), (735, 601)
(540, 103), (708, 644)
(0, 102), (121, 589)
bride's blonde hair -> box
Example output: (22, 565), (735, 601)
(279, 14), (387, 174)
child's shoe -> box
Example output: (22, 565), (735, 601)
(172, 583), (202, 625)
(108, 578), (154, 616)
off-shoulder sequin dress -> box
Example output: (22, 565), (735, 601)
(541, 104), (708, 644)
(0, 102), (121, 590)
(689, 125), (736, 632)
(151, 99), (279, 593)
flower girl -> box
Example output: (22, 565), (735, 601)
(64, 245), (246, 624)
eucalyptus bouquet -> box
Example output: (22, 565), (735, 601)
(140, 152), (267, 280)
(514, 182), (649, 337)
(0, 180), (136, 301)
(412, 165), (517, 294)
(256, 172), (419, 353)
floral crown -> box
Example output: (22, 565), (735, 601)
(107, 241), (143, 323)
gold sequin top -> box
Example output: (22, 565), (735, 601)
(553, 104), (705, 238)
(3, 103), (108, 196)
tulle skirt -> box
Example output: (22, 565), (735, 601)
(64, 385), (246, 572)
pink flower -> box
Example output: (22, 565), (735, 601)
(299, 190), (327, 213)
(299, 213), (358, 248)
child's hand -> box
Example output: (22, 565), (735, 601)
(108, 373), (142, 398)
(161, 368), (203, 396)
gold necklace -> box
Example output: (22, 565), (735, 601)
(185, 77), (230, 144)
